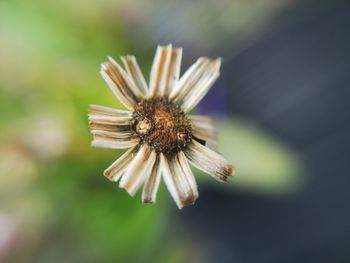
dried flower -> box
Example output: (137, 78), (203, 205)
(88, 45), (234, 209)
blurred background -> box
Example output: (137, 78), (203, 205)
(1, 0), (349, 262)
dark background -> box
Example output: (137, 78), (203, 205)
(181, 1), (350, 262)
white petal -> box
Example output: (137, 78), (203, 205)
(88, 105), (132, 126)
(90, 130), (134, 139)
(184, 140), (234, 182)
(101, 57), (143, 110)
(189, 115), (215, 126)
(89, 105), (133, 134)
(108, 57), (146, 100)
(142, 154), (161, 203)
(192, 132), (218, 151)
(89, 104), (132, 117)
(91, 139), (138, 149)
(176, 151), (198, 200)
(88, 115), (132, 126)
(89, 104), (138, 150)
(104, 146), (139, 182)
(169, 57), (208, 101)
(170, 58), (221, 113)
(190, 115), (218, 150)
(91, 136), (138, 149)
(89, 121), (131, 133)
(160, 153), (198, 209)
(121, 55), (148, 95)
(119, 144), (157, 196)
(164, 47), (182, 96)
(148, 44), (173, 97)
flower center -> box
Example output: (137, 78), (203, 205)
(132, 98), (192, 154)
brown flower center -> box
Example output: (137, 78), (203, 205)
(132, 98), (192, 154)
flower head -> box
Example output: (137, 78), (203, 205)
(89, 45), (234, 209)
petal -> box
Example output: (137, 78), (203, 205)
(88, 115), (132, 126)
(90, 130), (134, 140)
(160, 153), (198, 209)
(89, 121), (131, 133)
(148, 44), (173, 97)
(108, 57), (146, 100)
(89, 105), (138, 149)
(101, 57), (144, 110)
(90, 125), (135, 148)
(169, 57), (208, 101)
(89, 104), (132, 117)
(104, 146), (139, 182)
(170, 57), (221, 113)
(189, 115), (218, 150)
(91, 133), (138, 149)
(164, 47), (182, 96)
(119, 144), (157, 196)
(184, 140), (234, 183)
(142, 154), (161, 203)
(176, 151), (199, 200)
(88, 105), (132, 126)
(91, 139), (138, 149)
(120, 55), (148, 95)
(189, 115), (215, 126)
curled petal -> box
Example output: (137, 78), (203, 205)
(90, 130), (134, 140)
(88, 105), (133, 140)
(169, 58), (208, 101)
(176, 151), (198, 200)
(170, 58), (221, 113)
(190, 115), (218, 150)
(88, 115), (132, 126)
(121, 55), (148, 95)
(104, 146), (139, 182)
(119, 145), (157, 196)
(101, 57), (144, 110)
(89, 121), (131, 133)
(142, 154), (161, 204)
(148, 44), (173, 97)
(91, 131), (139, 149)
(161, 153), (198, 209)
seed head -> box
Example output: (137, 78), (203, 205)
(132, 98), (192, 154)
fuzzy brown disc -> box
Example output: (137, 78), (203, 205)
(132, 98), (192, 154)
